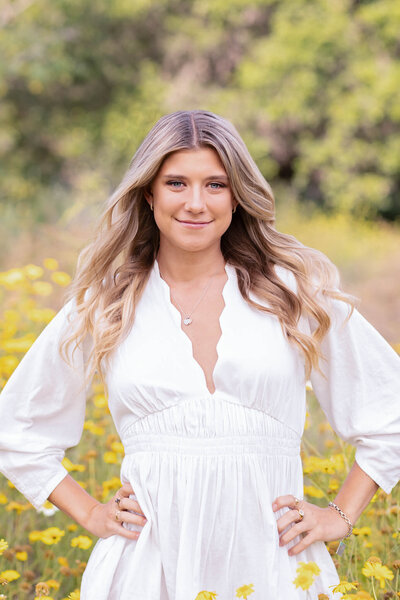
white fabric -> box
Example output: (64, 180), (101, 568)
(0, 259), (399, 600)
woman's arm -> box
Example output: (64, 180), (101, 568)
(48, 474), (147, 541)
(272, 459), (379, 556)
(331, 459), (379, 524)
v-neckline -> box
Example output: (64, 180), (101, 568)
(153, 258), (234, 397)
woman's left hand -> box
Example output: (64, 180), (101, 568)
(272, 494), (350, 556)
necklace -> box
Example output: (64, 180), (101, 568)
(159, 268), (215, 325)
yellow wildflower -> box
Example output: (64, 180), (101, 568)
(352, 526), (371, 536)
(45, 579), (60, 590)
(0, 539), (8, 555)
(0, 355), (19, 377)
(110, 441), (124, 454)
(57, 557), (69, 567)
(67, 524), (78, 532)
(29, 527), (65, 545)
(68, 591), (80, 599)
(70, 536), (93, 550)
(103, 451), (118, 464)
(195, 592), (217, 600)
(2, 335), (36, 353)
(23, 264), (44, 279)
(43, 258), (59, 270)
(15, 551), (28, 561)
(329, 580), (358, 593)
(32, 281), (53, 296)
(34, 597), (55, 600)
(93, 394), (107, 408)
(362, 559), (394, 589)
(62, 457), (86, 472)
(304, 485), (324, 499)
(0, 493), (7, 504)
(6, 501), (31, 513)
(51, 271), (71, 286)
(293, 562), (320, 590)
(236, 583), (255, 598)
(0, 569), (20, 582)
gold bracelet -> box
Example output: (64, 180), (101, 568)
(328, 501), (353, 556)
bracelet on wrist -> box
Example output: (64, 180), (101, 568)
(328, 501), (353, 556)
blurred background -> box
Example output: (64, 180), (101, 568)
(1, 0), (399, 339)
(0, 3), (399, 596)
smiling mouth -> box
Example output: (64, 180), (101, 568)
(176, 219), (212, 224)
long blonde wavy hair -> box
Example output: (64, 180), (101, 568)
(60, 109), (356, 388)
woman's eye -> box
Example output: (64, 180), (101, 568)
(209, 182), (226, 189)
(166, 180), (184, 188)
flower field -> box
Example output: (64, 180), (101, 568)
(0, 259), (399, 600)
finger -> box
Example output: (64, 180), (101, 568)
(272, 495), (302, 511)
(118, 497), (146, 516)
(119, 483), (135, 496)
(276, 509), (304, 534)
(288, 532), (316, 556)
(111, 523), (142, 541)
(114, 508), (147, 528)
(279, 520), (308, 547)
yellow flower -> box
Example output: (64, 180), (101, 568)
(29, 527), (65, 545)
(84, 420), (105, 435)
(34, 597), (54, 600)
(43, 258), (59, 270)
(293, 570), (315, 590)
(236, 583), (255, 598)
(62, 457), (86, 472)
(32, 281), (53, 296)
(45, 579), (60, 590)
(0, 355), (19, 377)
(0, 539), (8, 555)
(194, 592), (217, 600)
(68, 591), (80, 599)
(329, 580), (358, 593)
(6, 500), (31, 513)
(103, 451), (118, 464)
(362, 560), (394, 589)
(293, 561), (321, 590)
(352, 526), (371, 536)
(27, 308), (56, 324)
(51, 271), (71, 286)
(57, 556), (69, 567)
(23, 264), (44, 279)
(0, 268), (25, 288)
(93, 394), (107, 408)
(71, 536), (93, 550)
(2, 335), (35, 353)
(110, 441), (124, 454)
(0, 493), (7, 504)
(0, 569), (20, 582)
(15, 551), (28, 561)
(67, 524), (78, 532)
(304, 485), (324, 499)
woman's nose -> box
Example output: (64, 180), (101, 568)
(185, 186), (206, 211)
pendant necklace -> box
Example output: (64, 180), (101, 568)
(159, 269), (215, 326)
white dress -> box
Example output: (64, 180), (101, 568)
(0, 259), (399, 600)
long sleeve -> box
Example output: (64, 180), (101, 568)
(309, 296), (400, 495)
(0, 298), (93, 510)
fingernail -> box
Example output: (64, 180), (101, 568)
(272, 503), (277, 510)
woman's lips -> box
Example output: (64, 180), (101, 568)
(175, 219), (212, 228)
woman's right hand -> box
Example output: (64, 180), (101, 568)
(86, 482), (147, 540)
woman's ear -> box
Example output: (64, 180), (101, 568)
(143, 187), (153, 206)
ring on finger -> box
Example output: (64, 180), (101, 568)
(115, 510), (122, 522)
(295, 508), (305, 522)
(115, 497), (121, 505)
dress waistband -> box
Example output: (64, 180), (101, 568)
(122, 433), (301, 457)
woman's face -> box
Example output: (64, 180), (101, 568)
(146, 147), (236, 254)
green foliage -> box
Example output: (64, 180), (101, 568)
(0, 0), (399, 232)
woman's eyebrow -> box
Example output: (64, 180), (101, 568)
(162, 174), (229, 180)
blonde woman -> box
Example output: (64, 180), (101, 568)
(0, 110), (399, 600)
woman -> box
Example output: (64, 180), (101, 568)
(0, 110), (399, 600)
